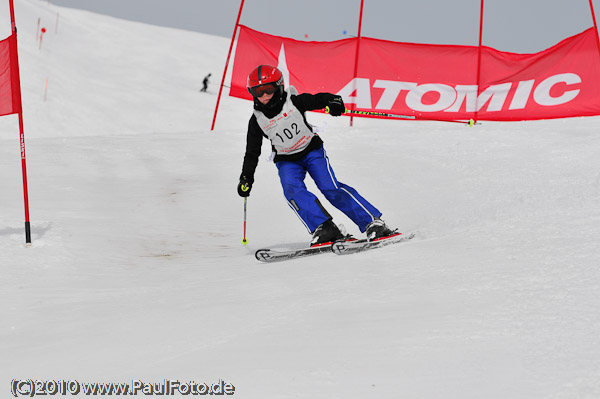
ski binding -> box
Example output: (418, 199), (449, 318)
(331, 232), (416, 255)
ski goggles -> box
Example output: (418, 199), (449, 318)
(249, 83), (278, 98)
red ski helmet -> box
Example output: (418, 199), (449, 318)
(247, 65), (284, 98)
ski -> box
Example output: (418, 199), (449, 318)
(331, 232), (416, 255)
(255, 238), (356, 263)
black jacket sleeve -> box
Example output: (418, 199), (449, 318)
(291, 92), (338, 113)
(240, 115), (264, 182)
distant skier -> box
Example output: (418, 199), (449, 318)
(237, 65), (396, 246)
(200, 73), (211, 92)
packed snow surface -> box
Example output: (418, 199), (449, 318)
(2, 1), (600, 398)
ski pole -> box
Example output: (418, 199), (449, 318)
(241, 197), (248, 245)
(325, 106), (477, 126)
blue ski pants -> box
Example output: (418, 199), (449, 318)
(276, 146), (381, 233)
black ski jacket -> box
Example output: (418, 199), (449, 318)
(240, 91), (338, 182)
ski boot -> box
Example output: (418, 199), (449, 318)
(365, 218), (397, 241)
(310, 219), (345, 247)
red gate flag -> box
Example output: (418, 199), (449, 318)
(0, 34), (20, 116)
(230, 25), (600, 121)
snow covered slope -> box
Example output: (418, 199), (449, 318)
(2, 1), (600, 398)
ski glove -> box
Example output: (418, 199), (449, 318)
(237, 176), (252, 197)
(327, 96), (345, 117)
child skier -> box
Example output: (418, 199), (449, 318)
(237, 65), (395, 246)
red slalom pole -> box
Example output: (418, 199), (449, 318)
(474, 0), (485, 124)
(211, 0), (245, 131)
(9, 0), (32, 246)
(589, 0), (600, 57)
(349, 0), (365, 127)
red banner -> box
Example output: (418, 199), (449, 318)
(230, 25), (600, 121)
(0, 34), (20, 117)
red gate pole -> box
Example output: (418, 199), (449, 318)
(211, 0), (245, 131)
(474, 0), (485, 124)
(349, 0), (365, 127)
(9, 0), (32, 245)
(589, 0), (600, 56)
